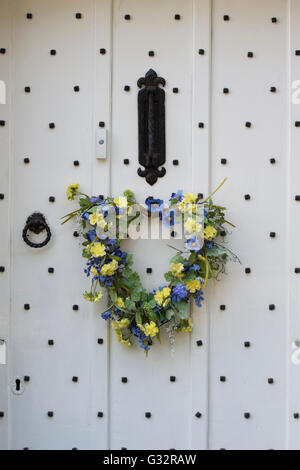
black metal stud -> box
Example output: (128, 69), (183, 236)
(24, 86), (31, 93)
(124, 85), (130, 92)
(248, 52), (253, 58)
(145, 412), (151, 419)
(220, 305), (226, 311)
(121, 377), (128, 383)
(221, 158), (227, 165)
(295, 121), (300, 127)
(223, 88), (229, 94)
(48, 340), (54, 346)
(268, 378), (274, 384)
(270, 87), (277, 93)
(73, 160), (80, 167)
(0, 48), (6, 54)
(295, 196), (300, 201)
(48, 267), (54, 274)
(148, 51), (155, 57)
(74, 86), (80, 92)
(48, 411), (54, 417)
(175, 14), (181, 20)
(199, 49), (205, 55)
(220, 376), (226, 382)
(0, 412), (4, 418)
(173, 160), (179, 166)
(24, 158), (30, 164)
(245, 268), (251, 274)
(0, 194), (4, 200)
(0, 121), (6, 126)
(269, 304), (275, 311)
(294, 413), (299, 419)
(146, 268), (152, 274)
(124, 14), (131, 20)
(271, 17), (277, 23)
(244, 194), (251, 200)
(244, 342), (251, 348)
(99, 121), (105, 127)
(245, 121), (252, 128)
(49, 122), (55, 129)
(170, 376), (176, 382)
(270, 158), (276, 164)
(98, 411), (103, 418)
(196, 340), (203, 347)
(100, 48), (106, 55)
(295, 268), (300, 274)
(223, 15), (230, 21)
(198, 193), (204, 199)
(72, 376), (78, 383)
(296, 50), (300, 56)
(50, 49), (56, 56)
(73, 305), (79, 311)
(123, 159), (130, 165)
(244, 413), (251, 419)
(73, 231), (79, 238)
(269, 232), (276, 238)
(195, 412), (202, 419)
(75, 13), (82, 19)
(49, 196), (55, 202)
(173, 88), (179, 93)
(26, 13), (33, 19)
(170, 231), (176, 238)
(24, 376), (30, 382)
(0, 266), (5, 272)
(97, 338), (103, 345)
(220, 230), (226, 237)
(24, 304), (30, 310)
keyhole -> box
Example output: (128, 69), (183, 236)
(15, 379), (21, 391)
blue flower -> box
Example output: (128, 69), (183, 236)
(171, 284), (188, 302)
(145, 197), (164, 213)
(195, 290), (205, 308)
(90, 196), (104, 204)
(170, 190), (183, 202)
(102, 307), (120, 321)
(131, 324), (151, 351)
(87, 230), (97, 243)
(106, 239), (118, 247)
(186, 236), (201, 252)
(162, 210), (175, 227)
(82, 212), (90, 220)
(205, 241), (214, 249)
(190, 264), (200, 272)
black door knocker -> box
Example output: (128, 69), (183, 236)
(22, 212), (51, 248)
(137, 69), (166, 185)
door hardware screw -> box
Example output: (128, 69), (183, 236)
(26, 13), (33, 19)
(48, 267), (54, 274)
(173, 88), (179, 93)
(270, 232), (276, 238)
(171, 231), (176, 238)
(0, 266), (5, 272)
(98, 412), (103, 418)
(296, 50), (300, 56)
(294, 413), (299, 419)
(49, 122), (55, 129)
(198, 122), (204, 128)
(244, 413), (251, 419)
(49, 196), (55, 202)
(295, 196), (300, 201)
(50, 49), (56, 55)
(173, 160), (179, 166)
(124, 85), (130, 92)
(270, 87), (277, 93)
(73, 160), (80, 166)
(75, 13), (82, 19)
(295, 268), (300, 274)
(24, 87), (31, 93)
(0, 48), (6, 54)
(121, 377), (128, 383)
(220, 305), (226, 311)
(100, 49), (106, 55)
(123, 159), (130, 165)
(24, 376), (30, 382)
(73, 305), (79, 311)
(48, 411), (54, 417)
(295, 122), (300, 127)
(0, 412), (4, 418)
(269, 304), (275, 311)
(245, 268), (251, 274)
(175, 14), (181, 20)
(170, 376), (176, 382)
(245, 122), (252, 128)
(199, 49), (205, 55)
(99, 121), (105, 127)
(248, 52), (253, 58)
(220, 376), (226, 382)
(73, 231), (79, 238)
(48, 340), (54, 346)
(24, 304), (30, 310)
(74, 86), (80, 92)
(223, 15), (230, 21)
(270, 158), (276, 164)
(149, 51), (155, 57)
(0, 194), (5, 200)
(271, 17), (277, 23)
(146, 268), (152, 274)
(223, 88), (229, 94)
(145, 412), (151, 418)
(220, 230), (226, 237)
(124, 15), (131, 20)
(195, 412), (202, 418)
(221, 158), (227, 165)
(24, 158), (30, 164)
(0, 121), (6, 126)
(197, 340), (203, 347)
(97, 338), (103, 345)
(72, 377), (78, 383)
(198, 193), (204, 199)
(268, 378), (274, 384)
(244, 194), (251, 200)
(244, 342), (251, 348)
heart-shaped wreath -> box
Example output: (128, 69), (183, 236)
(63, 180), (239, 353)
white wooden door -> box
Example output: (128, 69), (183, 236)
(0, 0), (300, 450)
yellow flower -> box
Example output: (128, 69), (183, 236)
(185, 218), (202, 234)
(114, 197), (127, 208)
(154, 290), (164, 306)
(91, 267), (98, 277)
(94, 291), (103, 302)
(121, 339), (132, 348)
(112, 318), (130, 330)
(182, 318), (193, 332)
(139, 322), (159, 338)
(83, 291), (103, 302)
(101, 259), (118, 276)
(186, 279), (201, 293)
(89, 213), (104, 226)
(170, 263), (184, 278)
(178, 201), (186, 213)
(67, 183), (79, 201)
(115, 329), (123, 342)
(187, 204), (198, 215)
(183, 192), (196, 204)
(204, 226), (217, 241)
(91, 243), (106, 258)
(116, 297), (125, 309)
(154, 287), (171, 306)
(162, 287), (171, 298)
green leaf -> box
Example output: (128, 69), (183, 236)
(166, 309), (175, 321)
(148, 310), (159, 322)
(170, 254), (185, 264)
(175, 301), (189, 319)
(148, 298), (156, 309)
(109, 289), (118, 303)
(135, 311), (142, 326)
